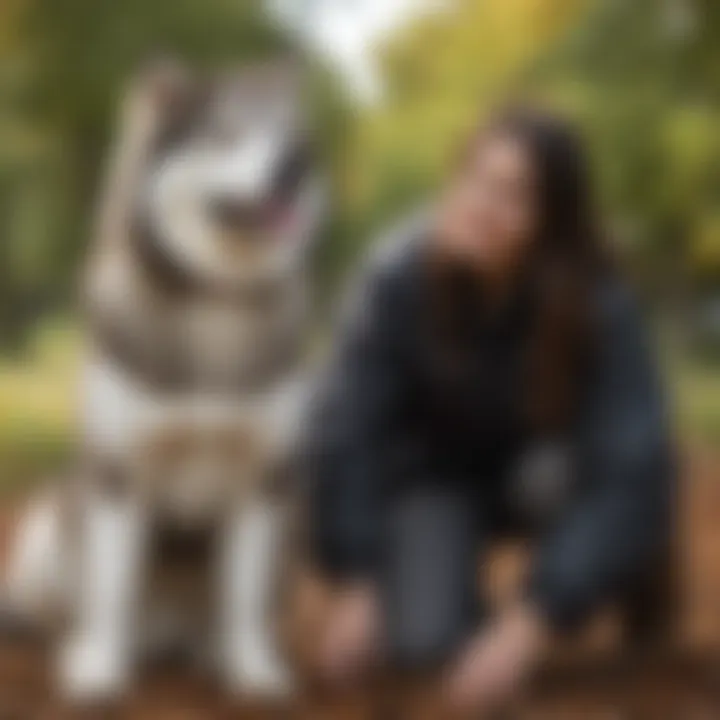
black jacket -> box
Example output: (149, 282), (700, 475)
(309, 222), (674, 631)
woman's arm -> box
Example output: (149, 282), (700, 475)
(308, 252), (411, 580)
(527, 279), (675, 632)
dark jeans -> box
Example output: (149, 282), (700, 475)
(377, 484), (676, 671)
(380, 488), (481, 670)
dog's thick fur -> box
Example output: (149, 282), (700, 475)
(3, 58), (325, 701)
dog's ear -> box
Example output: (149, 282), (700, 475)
(119, 57), (209, 146)
(258, 53), (307, 91)
(219, 53), (307, 102)
(128, 56), (195, 109)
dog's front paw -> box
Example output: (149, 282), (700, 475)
(57, 634), (129, 702)
(223, 636), (294, 699)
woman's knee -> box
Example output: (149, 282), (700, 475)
(383, 488), (479, 671)
(387, 615), (463, 671)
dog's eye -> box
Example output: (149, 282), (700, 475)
(208, 114), (243, 145)
(273, 144), (311, 199)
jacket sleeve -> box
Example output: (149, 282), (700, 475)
(307, 259), (409, 579)
(527, 281), (675, 632)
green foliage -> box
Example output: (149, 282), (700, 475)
(538, 0), (720, 279)
(0, 318), (78, 489)
(352, 0), (720, 295)
(0, 0), (290, 351)
(351, 0), (587, 239)
(5, 0), (717, 339)
(0, 1), (719, 483)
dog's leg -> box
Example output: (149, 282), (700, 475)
(2, 494), (65, 632)
(218, 499), (292, 698)
(58, 491), (146, 701)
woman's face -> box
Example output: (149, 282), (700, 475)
(438, 131), (539, 274)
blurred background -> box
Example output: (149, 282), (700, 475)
(0, 0), (718, 489)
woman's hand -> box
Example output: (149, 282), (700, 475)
(445, 602), (549, 715)
(317, 584), (380, 686)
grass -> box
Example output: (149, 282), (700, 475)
(671, 353), (720, 442)
(0, 319), (718, 494)
(0, 319), (80, 492)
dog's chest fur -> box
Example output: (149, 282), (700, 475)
(175, 293), (302, 386)
(87, 245), (307, 393)
(83, 249), (310, 517)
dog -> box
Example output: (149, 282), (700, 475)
(2, 57), (326, 701)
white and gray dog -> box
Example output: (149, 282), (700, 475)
(2, 58), (326, 701)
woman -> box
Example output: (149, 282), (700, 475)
(307, 108), (674, 713)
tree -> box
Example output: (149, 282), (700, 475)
(0, 0), (287, 351)
(352, 0), (719, 297)
(351, 0), (586, 243)
(535, 0), (720, 292)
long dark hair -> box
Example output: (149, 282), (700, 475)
(433, 107), (609, 434)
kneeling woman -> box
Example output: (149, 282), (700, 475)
(308, 108), (674, 713)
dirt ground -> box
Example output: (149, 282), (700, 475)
(0, 446), (719, 719)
